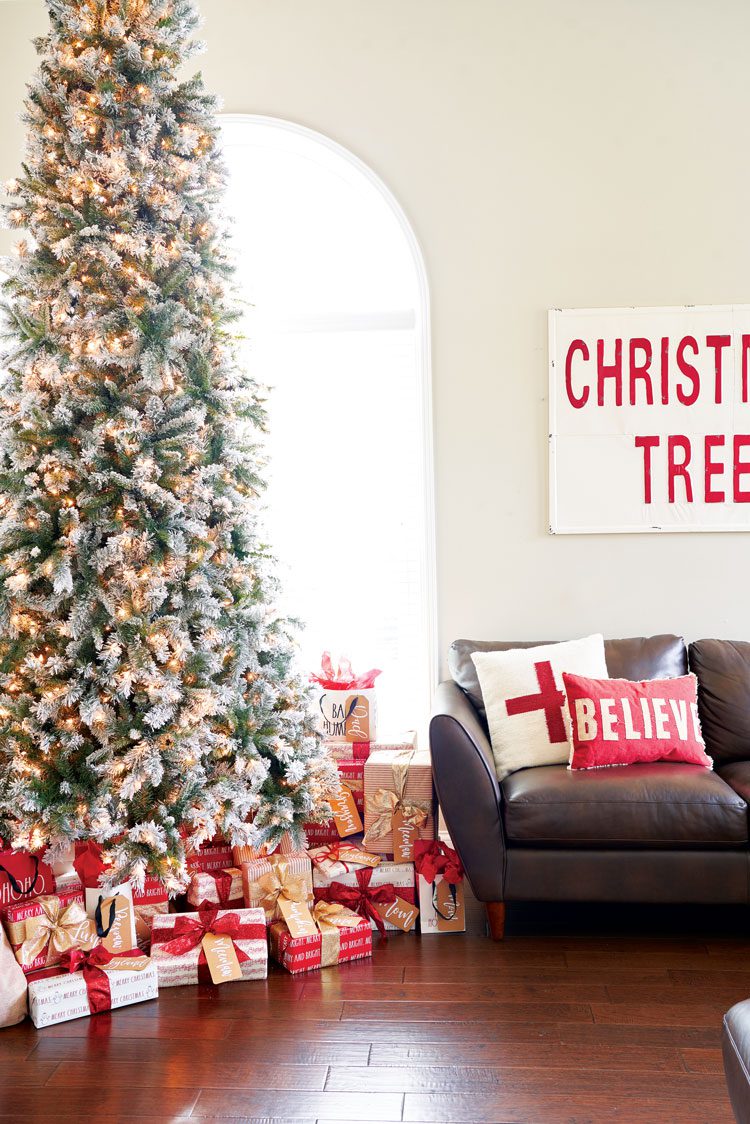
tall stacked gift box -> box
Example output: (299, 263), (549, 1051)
(363, 745), (436, 861)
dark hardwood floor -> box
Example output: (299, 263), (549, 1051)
(1, 898), (747, 1123)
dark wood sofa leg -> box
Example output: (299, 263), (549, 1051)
(485, 901), (506, 940)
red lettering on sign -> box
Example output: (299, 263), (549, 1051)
(565, 340), (590, 409)
(597, 338), (623, 406)
(660, 337), (670, 404)
(675, 337), (700, 406)
(704, 435), (726, 503)
(635, 435), (660, 504)
(705, 335), (731, 404)
(668, 435), (693, 503)
(629, 338), (654, 405)
(734, 435), (750, 503)
(506, 661), (567, 744)
(743, 336), (750, 405)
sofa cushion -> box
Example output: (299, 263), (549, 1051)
(450, 635), (688, 721)
(689, 640), (750, 764)
(717, 761), (750, 804)
(501, 763), (747, 848)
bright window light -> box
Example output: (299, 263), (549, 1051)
(219, 116), (436, 736)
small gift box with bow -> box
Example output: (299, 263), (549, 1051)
(312, 861), (418, 935)
(5, 890), (98, 976)
(241, 851), (314, 924)
(150, 906), (267, 987)
(270, 900), (372, 974)
(414, 840), (466, 935)
(27, 946), (158, 1028)
(363, 747), (436, 862)
(311, 654), (381, 743)
(187, 867), (243, 911)
(308, 839), (381, 881)
(185, 836), (235, 874)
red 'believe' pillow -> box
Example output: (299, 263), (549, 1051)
(563, 672), (712, 770)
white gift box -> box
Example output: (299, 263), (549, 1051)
(312, 860), (416, 932)
(28, 960), (158, 1028)
(150, 907), (268, 987)
(315, 687), (378, 743)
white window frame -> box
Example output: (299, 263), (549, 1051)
(219, 114), (439, 725)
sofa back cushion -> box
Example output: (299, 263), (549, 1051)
(689, 640), (750, 764)
(449, 635), (688, 721)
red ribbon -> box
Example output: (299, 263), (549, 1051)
(414, 840), (464, 886)
(58, 946), (137, 1015)
(310, 652), (382, 691)
(150, 907), (264, 984)
(315, 868), (396, 938)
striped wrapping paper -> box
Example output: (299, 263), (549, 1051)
(363, 747), (436, 856)
(325, 732), (417, 764)
(240, 851), (314, 923)
(150, 907), (267, 987)
(232, 831), (296, 866)
(312, 860), (416, 933)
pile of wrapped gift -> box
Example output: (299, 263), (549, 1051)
(0, 657), (468, 1031)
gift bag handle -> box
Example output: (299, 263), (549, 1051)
(0, 854), (40, 896)
(432, 879), (458, 922)
(94, 894), (118, 938)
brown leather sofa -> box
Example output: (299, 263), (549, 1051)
(724, 999), (750, 1124)
(429, 635), (750, 939)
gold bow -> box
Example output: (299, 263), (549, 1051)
(363, 751), (430, 845)
(251, 857), (308, 922)
(19, 896), (98, 968)
(312, 901), (364, 967)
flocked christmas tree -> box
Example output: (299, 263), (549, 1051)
(0, 0), (338, 890)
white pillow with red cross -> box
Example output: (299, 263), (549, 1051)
(472, 636), (608, 780)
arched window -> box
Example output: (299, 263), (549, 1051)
(220, 116), (436, 733)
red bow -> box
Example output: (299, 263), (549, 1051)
(58, 945), (135, 1015)
(151, 907), (263, 984)
(414, 840), (464, 885)
(315, 868), (396, 938)
(310, 652), (382, 691)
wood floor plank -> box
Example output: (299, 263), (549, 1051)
(606, 983), (750, 1006)
(191, 1089), (404, 1120)
(341, 999), (594, 1023)
(559, 1022), (722, 1048)
(368, 1040), (684, 1072)
(33, 1012), (231, 1040)
(403, 1089), (733, 1124)
(0, 1088), (200, 1119)
(228, 1016), (563, 1043)
(300, 979), (609, 1003)
(46, 1058), (329, 1090)
(680, 1047), (726, 1074)
(591, 1002), (728, 1027)
(0, 1059), (59, 1086)
(32, 1035), (371, 1066)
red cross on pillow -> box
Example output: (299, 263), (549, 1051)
(471, 636), (608, 779)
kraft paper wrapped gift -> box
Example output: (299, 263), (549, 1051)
(5, 890), (98, 976)
(150, 906), (267, 987)
(363, 747), (436, 861)
(313, 861), (418, 934)
(187, 867), (243, 910)
(231, 831), (296, 866)
(241, 852), (313, 924)
(270, 901), (372, 974)
(27, 947), (158, 1028)
(414, 839), (466, 936)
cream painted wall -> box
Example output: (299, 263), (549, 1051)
(1, 0), (749, 675)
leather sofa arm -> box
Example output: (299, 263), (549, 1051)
(429, 680), (506, 903)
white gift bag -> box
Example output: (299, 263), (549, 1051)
(84, 883), (137, 953)
(0, 920), (27, 1027)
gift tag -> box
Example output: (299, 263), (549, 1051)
(278, 894), (318, 938)
(330, 785), (363, 838)
(345, 695), (371, 742)
(201, 932), (243, 984)
(97, 894), (135, 954)
(392, 808), (417, 863)
(103, 954), (151, 972)
(374, 896), (419, 932)
(435, 878), (465, 933)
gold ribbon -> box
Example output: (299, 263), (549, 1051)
(19, 897), (98, 967)
(312, 901), (364, 968)
(249, 857), (309, 922)
(363, 750), (430, 845)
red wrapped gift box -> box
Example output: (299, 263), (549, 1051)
(270, 903), (372, 974)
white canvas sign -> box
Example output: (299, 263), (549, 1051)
(549, 304), (750, 533)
